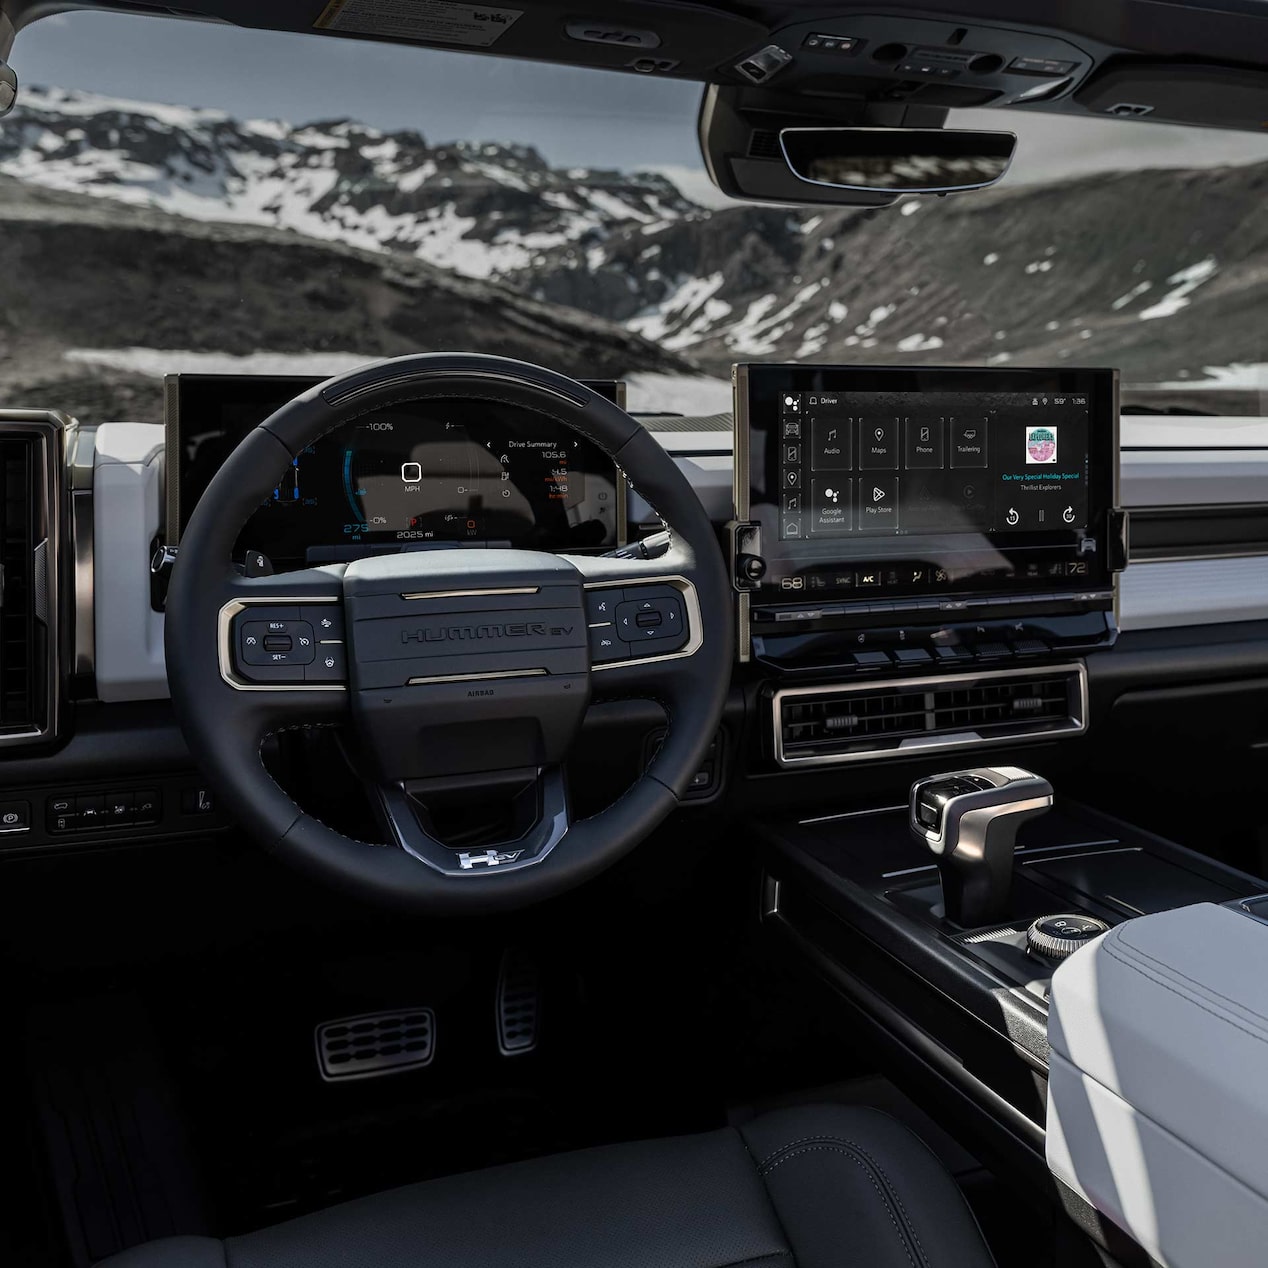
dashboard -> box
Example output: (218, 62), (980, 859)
(0, 354), (1266, 858)
(165, 374), (626, 567)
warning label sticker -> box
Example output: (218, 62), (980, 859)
(314, 0), (523, 47)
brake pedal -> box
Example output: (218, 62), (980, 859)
(315, 1008), (435, 1082)
(496, 948), (540, 1056)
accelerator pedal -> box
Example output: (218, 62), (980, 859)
(315, 1008), (435, 1082)
(496, 948), (541, 1056)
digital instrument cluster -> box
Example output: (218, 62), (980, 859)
(166, 375), (625, 564)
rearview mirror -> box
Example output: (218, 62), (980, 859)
(779, 127), (1016, 195)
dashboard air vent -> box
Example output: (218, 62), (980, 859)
(0, 413), (64, 746)
(773, 664), (1086, 766)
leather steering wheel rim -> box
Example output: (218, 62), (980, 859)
(165, 353), (733, 912)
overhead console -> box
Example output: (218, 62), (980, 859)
(732, 363), (1126, 759)
(751, 13), (1094, 108)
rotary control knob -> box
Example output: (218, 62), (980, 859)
(1026, 913), (1110, 962)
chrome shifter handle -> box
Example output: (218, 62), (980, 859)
(909, 766), (1054, 927)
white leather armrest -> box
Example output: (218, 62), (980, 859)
(1047, 901), (1268, 1268)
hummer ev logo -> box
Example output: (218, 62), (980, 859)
(401, 622), (572, 644)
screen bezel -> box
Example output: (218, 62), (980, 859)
(164, 373), (628, 552)
(734, 363), (1120, 606)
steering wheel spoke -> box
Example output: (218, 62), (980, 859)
(208, 565), (352, 737)
(218, 566), (348, 689)
(373, 766), (571, 876)
(573, 560), (704, 700)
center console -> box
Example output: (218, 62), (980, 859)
(726, 361), (1267, 1256)
(755, 786), (1266, 1203)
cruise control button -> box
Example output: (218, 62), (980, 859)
(239, 619), (316, 667)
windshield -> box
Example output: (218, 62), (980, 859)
(4, 12), (1267, 422)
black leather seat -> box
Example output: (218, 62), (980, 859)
(97, 1104), (995, 1268)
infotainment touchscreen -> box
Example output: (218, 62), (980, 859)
(736, 364), (1118, 604)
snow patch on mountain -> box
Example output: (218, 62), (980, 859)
(0, 85), (701, 281)
(63, 347), (379, 378)
(624, 372), (731, 415)
(1139, 257), (1218, 320)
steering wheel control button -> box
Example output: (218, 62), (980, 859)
(586, 591), (618, 624)
(589, 624), (625, 662)
(1027, 913), (1110, 962)
(306, 641), (349, 683)
(301, 604), (346, 640)
(238, 618), (316, 667)
(616, 590), (688, 651)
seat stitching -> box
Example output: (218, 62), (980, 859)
(847, 1142), (933, 1268)
(758, 1134), (864, 1169)
(1102, 940), (1268, 1047)
(760, 1145), (919, 1268)
(758, 1135), (934, 1268)
(736, 1131), (800, 1267)
(1113, 926), (1268, 1026)
(850, 1109), (1000, 1268)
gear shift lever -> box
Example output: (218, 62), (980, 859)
(909, 766), (1054, 927)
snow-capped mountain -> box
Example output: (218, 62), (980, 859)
(3, 85), (1266, 412)
(515, 160), (1268, 388)
(0, 86), (703, 279)
(0, 169), (696, 424)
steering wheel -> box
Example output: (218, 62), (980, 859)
(165, 354), (733, 912)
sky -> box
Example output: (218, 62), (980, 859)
(12, 9), (1268, 206)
